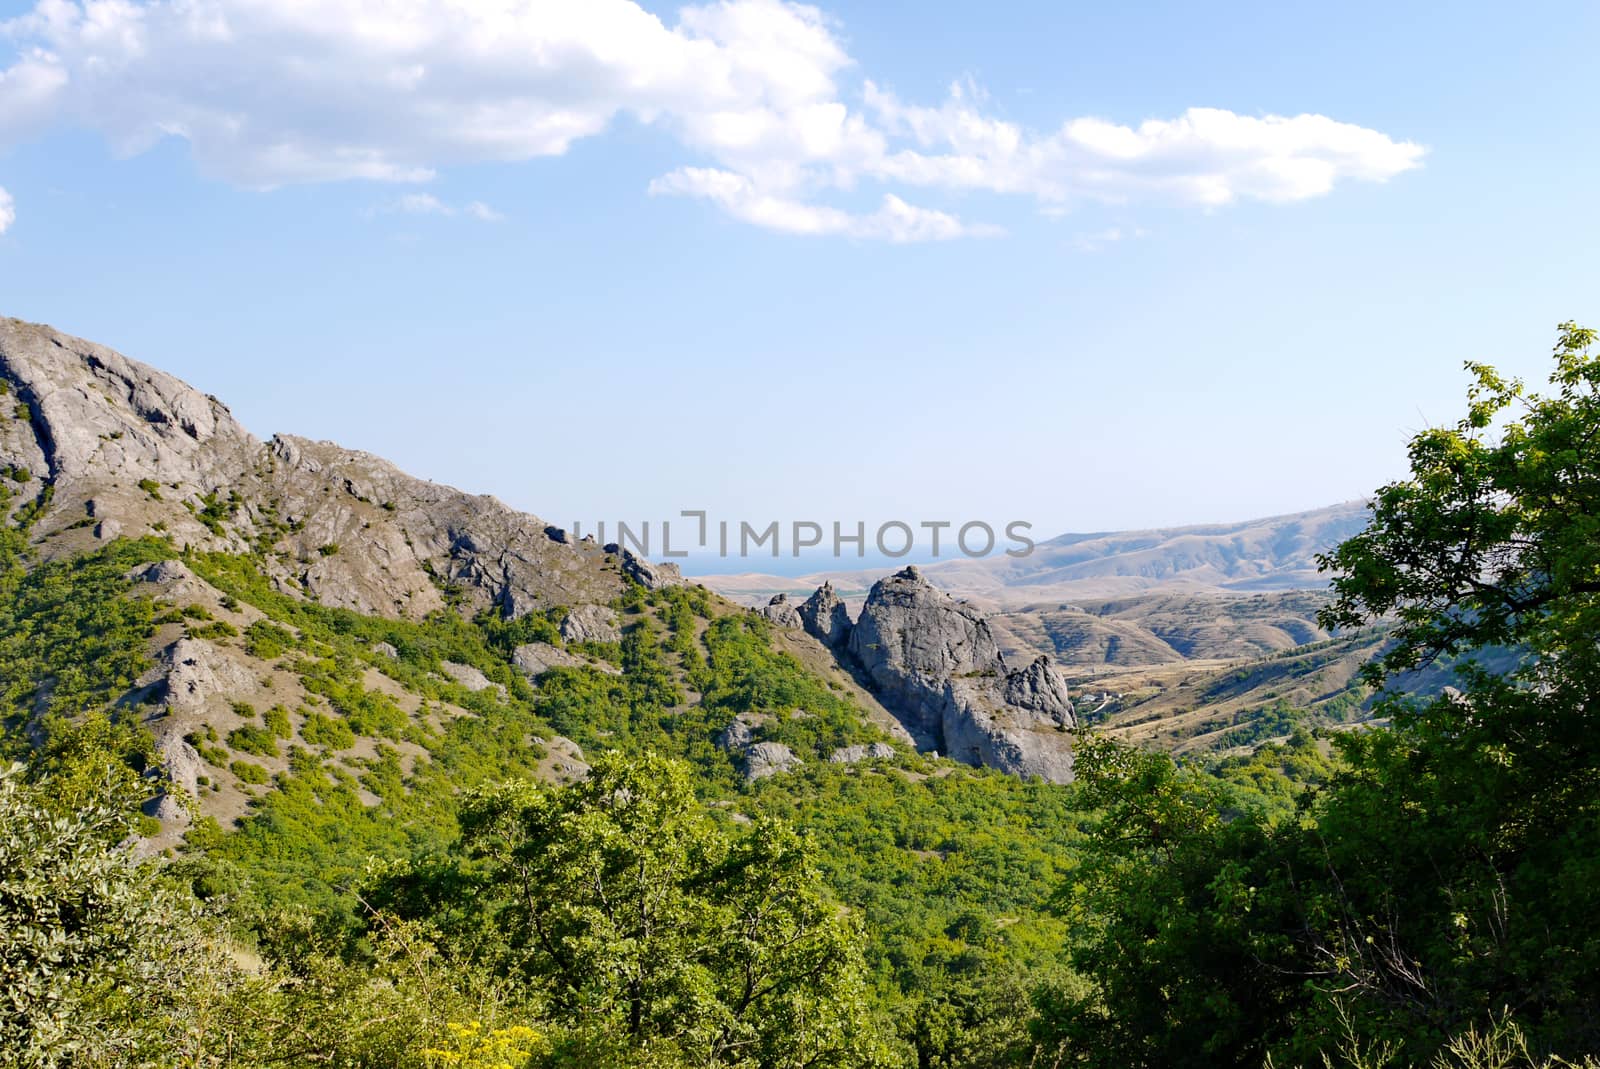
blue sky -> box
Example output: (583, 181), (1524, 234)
(1, 0), (1596, 565)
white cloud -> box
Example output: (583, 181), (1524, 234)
(371, 192), (503, 221)
(0, 0), (1426, 241)
(864, 84), (1426, 208)
(649, 166), (998, 241)
(0, 186), (13, 234)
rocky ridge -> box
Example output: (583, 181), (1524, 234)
(793, 566), (1077, 782)
(0, 317), (682, 623)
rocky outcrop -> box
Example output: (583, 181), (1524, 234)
(761, 593), (802, 628)
(712, 713), (804, 782)
(159, 638), (260, 714)
(440, 661), (505, 698)
(0, 317), (260, 499)
(560, 604), (621, 645)
(0, 317), (690, 622)
(828, 742), (897, 764)
(744, 741), (803, 780)
(716, 713), (760, 753)
(145, 734), (203, 826)
(511, 641), (620, 678)
(603, 544), (684, 591)
(826, 566), (1076, 782)
(798, 581), (853, 647)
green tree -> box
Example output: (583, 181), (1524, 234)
(0, 761), (265, 1067)
(1298, 323), (1600, 1057)
(1319, 321), (1600, 675)
(1046, 324), (1600, 1066)
(454, 751), (891, 1068)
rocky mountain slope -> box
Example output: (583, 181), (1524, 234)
(0, 317), (686, 618)
(0, 316), (1101, 864)
(0, 318), (938, 848)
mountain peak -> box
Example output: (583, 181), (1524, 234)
(0, 317), (668, 619)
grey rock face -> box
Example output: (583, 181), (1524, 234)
(159, 638), (260, 714)
(0, 317), (657, 622)
(145, 734), (204, 826)
(798, 581), (853, 647)
(512, 641), (620, 678)
(0, 317), (259, 493)
(712, 714), (802, 781)
(560, 604), (621, 645)
(1004, 655), (1077, 720)
(440, 661), (506, 698)
(744, 741), (803, 781)
(715, 713), (759, 752)
(828, 742), (897, 764)
(833, 566), (1077, 783)
(140, 637), (260, 827)
(128, 559), (213, 603)
(602, 544), (683, 591)
(761, 593), (802, 628)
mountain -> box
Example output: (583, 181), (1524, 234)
(0, 317), (677, 616)
(0, 317), (1097, 855)
(699, 502), (1370, 609)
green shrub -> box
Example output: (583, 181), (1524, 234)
(263, 704), (292, 739)
(245, 620), (294, 659)
(227, 725), (279, 758)
(188, 620), (239, 640)
(301, 713), (356, 750)
(230, 760), (270, 785)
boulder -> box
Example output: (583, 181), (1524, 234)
(761, 593), (802, 628)
(744, 741), (803, 781)
(512, 641), (620, 677)
(560, 604), (621, 645)
(798, 581), (853, 647)
(440, 660), (506, 698)
(715, 713), (759, 752)
(828, 742), (898, 764)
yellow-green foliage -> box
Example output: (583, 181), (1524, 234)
(424, 1022), (543, 1068)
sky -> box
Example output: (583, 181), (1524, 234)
(1, 0), (1597, 570)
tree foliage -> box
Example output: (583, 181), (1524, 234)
(1050, 324), (1600, 1067)
(431, 751), (893, 1068)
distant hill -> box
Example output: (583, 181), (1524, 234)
(700, 502), (1371, 609)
